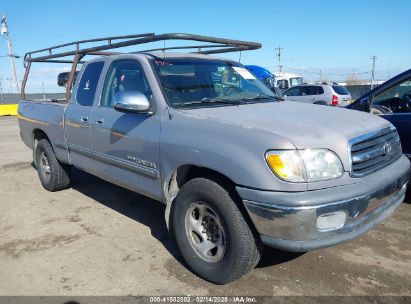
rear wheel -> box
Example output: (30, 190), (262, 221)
(35, 139), (71, 191)
(172, 177), (262, 284)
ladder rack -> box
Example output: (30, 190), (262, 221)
(22, 33), (262, 100)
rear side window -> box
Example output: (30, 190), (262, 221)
(332, 85), (349, 95)
(301, 86), (317, 96)
(317, 86), (324, 94)
(76, 61), (104, 106)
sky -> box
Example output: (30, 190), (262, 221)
(0, 0), (410, 93)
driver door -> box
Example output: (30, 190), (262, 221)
(90, 58), (162, 199)
(283, 86), (302, 102)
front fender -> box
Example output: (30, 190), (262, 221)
(159, 109), (307, 195)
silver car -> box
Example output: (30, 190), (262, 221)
(283, 83), (352, 107)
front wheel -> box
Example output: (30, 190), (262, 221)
(172, 177), (262, 284)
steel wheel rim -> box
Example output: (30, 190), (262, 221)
(39, 151), (51, 182)
(184, 202), (226, 263)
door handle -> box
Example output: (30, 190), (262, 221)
(311, 98), (315, 101)
(95, 119), (104, 125)
(80, 116), (88, 123)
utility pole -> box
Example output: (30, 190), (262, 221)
(370, 55), (377, 89)
(1, 15), (19, 93)
(6, 78), (12, 93)
(319, 70), (322, 83)
(42, 81), (45, 100)
(0, 76), (4, 103)
(350, 68), (358, 85)
(275, 46), (283, 75)
(352, 68), (357, 79)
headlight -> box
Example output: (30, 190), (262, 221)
(300, 149), (343, 181)
(265, 149), (343, 182)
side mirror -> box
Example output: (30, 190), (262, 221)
(263, 77), (272, 87)
(113, 91), (152, 114)
(57, 71), (78, 87)
(347, 96), (371, 113)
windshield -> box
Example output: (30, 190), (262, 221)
(152, 58), (275, 107)
(290, 77), (304, 86)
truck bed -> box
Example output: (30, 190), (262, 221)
(18, 99), (70, 164)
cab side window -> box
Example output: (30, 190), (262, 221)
(277, 79), (289, 90)
(76, 61), (104, 106)
(100, 60), (152, 108)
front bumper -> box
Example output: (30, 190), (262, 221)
(237, 155), (410, 252)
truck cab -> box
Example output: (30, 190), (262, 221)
(275, 72), (304, 91)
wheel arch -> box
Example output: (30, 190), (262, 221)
(32, 129), (51, 166)
(163, 164), (254, 234)
(33, 128), (51, 144)
(313, 100), (329, 106)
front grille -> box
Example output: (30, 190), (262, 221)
(349, 126), (402, 177)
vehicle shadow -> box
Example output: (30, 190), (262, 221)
(69, 168), (184, 264)
(69, 168), (304, 270)
(256, 247), (304, 269)
(405, 186), (411, 203)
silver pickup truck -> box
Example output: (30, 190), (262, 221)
(18, 34), (410, 284)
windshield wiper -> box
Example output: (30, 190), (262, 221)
(241, 94), (281, 101)
(201, 97), (245, 104)
(179, 97), (244, 107)
(175, 95), (279, 108)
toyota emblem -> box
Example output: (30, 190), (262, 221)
(382, 142), (392, 155)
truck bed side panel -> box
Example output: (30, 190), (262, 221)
(18, 100), (70, 164)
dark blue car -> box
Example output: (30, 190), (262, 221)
(348, 68), (411, 157)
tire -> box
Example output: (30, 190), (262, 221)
(172, 177), (262, 284)
(35, 139), (71, 191)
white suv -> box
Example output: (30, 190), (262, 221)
(283, 83), (352, 107)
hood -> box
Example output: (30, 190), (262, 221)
(179, 101), (392, 169)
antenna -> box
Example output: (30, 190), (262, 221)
(1, 15), (19, 93)
(275, 46), (283, 74)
